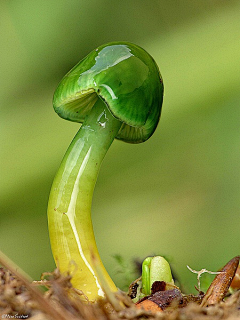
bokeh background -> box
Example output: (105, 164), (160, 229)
(1, 1), (240, 293)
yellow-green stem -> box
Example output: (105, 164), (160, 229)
(47, 98), (121, 301)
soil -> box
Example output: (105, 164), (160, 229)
(0, 262), (240, 320)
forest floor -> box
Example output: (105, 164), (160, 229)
(0, 255), (240, 320)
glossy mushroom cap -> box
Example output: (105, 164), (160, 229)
(53, 42), (164, 143)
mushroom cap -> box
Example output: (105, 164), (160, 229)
(53, 42), (164, 143)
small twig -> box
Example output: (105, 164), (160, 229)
(187, 265), (221, 291)
(91, 250), (125, 311)
(0, 250), (78, 320)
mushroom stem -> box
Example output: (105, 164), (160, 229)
(47, 98), (121, 301)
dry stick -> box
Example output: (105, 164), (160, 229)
(91, 251), (125, 312)
(201, 256), (240, 307)
(187, 265), (221, 291)
(0, 250), (78, 320)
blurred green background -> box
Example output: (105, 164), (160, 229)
(1, 1), (240, 293)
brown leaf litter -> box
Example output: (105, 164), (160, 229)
(0, 254), (240, 320)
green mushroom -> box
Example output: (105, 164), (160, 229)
(47, 42), (164, 301)
(130, 256), (174, 302)
(142, 256), (174, 296)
